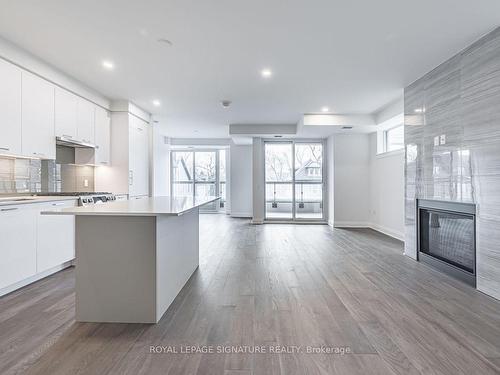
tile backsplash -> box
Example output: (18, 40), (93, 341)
(0, 156), (95, 194)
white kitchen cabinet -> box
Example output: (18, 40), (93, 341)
(0, 205), (37, 290)
(129, 116), (150, 197)
(95, 106), (111, 165)
(21, 71), (56, 159)
(55, 87), (78, 139)
(36, 200), (76, 273)
(0, 59), (22, 155)
(77, 98), (95, 144)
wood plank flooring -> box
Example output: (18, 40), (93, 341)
(1, 215), (500, 375)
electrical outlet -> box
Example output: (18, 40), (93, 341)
(440, 134), (446, 145)
(434, 136), (440, 146)
(84, 179), (89, 187)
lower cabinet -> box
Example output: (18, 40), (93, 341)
(36, 201), (76, 273)
(0, 205), (37, 290)
(0, 200), (77, 294)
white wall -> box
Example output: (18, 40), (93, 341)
(369, 134), (405, 240)
(333, 134), (371, 226)
(326, 135), (335, 226)
(230, 141), (253, 218)
(252, 138), (265, 223)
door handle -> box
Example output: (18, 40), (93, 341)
(1, 207), (19, 212)
(0, 147), (10, 151)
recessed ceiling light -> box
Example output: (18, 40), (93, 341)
(414, 107), (425, 113)
(261, 68), (272, 78)
(152, 100), (161, 107)
(102, 60), (114, 70)
(321, 107), (330, 113)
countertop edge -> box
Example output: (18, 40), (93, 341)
(41, 197), (220, 216)
(0, 196), (80, 207)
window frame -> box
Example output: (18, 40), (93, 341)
(383, 124), (404, 153)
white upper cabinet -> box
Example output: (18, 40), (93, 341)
(77, 98), (95, 144)
(21, 71), (55, 159)
(55, 87), (78, 139)
(95, 106), (111, 165)
(0, 59), (22, 155)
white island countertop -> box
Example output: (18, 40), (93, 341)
(41, 196), (220, 216)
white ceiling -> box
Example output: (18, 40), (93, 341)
(0, 0), (499, 138)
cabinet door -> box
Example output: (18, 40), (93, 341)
(21, 72), (55, 159)
(55, 87), (78, 139)
(36, 201), (76, 273)
(77, 98), (95, 144)
(0, 205), (37, 290)
(0, 59), (22, 155)
(95, 106), (111, 165)
(129, 116), (149, 197)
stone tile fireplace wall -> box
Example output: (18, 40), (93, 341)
(404, 27), (500, 300)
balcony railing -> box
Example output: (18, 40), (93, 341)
(265, 181), (323, 219)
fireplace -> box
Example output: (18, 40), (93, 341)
(417, 199), (476, 287)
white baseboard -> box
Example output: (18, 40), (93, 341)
(334, 221), (371, 228)
(333, 221), (404, 242)
(369, 223), (404, 242)
(230, 212), (252, 218)
(0, 260), (74, 297)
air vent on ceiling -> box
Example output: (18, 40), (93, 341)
(274, 135), (283, 138)
(342, 126), (353, 130)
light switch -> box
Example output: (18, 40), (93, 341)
(440, 134), (446, 145)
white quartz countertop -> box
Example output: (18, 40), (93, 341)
(41, 196), (220, 216)
(0, 195), (79, 207)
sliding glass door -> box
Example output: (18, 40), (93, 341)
(294, 143), (323, 219)
(265, 141), (324, 221)
(265, 143), (294, 219)
(171, 149), (226, 211)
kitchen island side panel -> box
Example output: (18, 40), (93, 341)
(75, 215), (157, 323)
(156, 208), (200, 319)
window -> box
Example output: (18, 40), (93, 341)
(265, 142), (324, 220)
(384, 125), (404, 152)
(171, 148), (227, 211)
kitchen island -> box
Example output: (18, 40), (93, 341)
(42, 196), (219, 324)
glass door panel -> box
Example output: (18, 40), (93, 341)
(265, 143), (293, 219)
(294, 143), (323, 220)
(219, 149), (226, 210)
(194, 151), (217, 211)
(171, 151), (193, 197)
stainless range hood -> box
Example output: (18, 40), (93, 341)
(56, 136), (96, 148)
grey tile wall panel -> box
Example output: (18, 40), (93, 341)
(404, 26), (500, 300)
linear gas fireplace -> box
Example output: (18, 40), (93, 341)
(417, 199), (476, 287)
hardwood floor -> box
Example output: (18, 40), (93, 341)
(1, 214), (500, 375)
